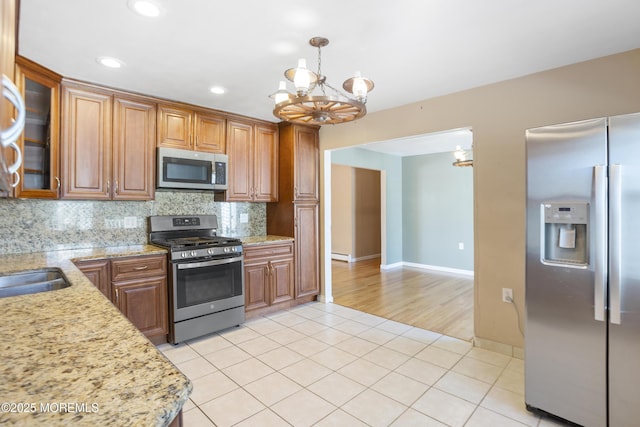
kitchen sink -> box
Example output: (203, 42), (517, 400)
(0, 268), (71, 298)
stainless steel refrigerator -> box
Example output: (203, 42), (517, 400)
(525, 112), (640, 427)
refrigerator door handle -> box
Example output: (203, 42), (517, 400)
(610, 164), (622, 325)
(594, 165), (607, 322)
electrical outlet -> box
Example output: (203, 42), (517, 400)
(458, 242), (464, 250)
(239, 213), (249, 224)
(502, 288), (513, 303)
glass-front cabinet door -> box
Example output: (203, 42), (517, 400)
(14, 56), (61, 198)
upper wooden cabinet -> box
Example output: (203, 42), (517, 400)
(113, 96), (156, 200)
(277, 123), (319, 202)
(61, 81), (155, 200)
(157, 103), (225, 153)
(226, 119), (278, 202)
(61, 83), (112, 199)
(195, 110), (226, 153)
(14, 56), (61, 199)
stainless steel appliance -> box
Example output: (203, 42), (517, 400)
(157, 147), (228, 191)
(525, 112), (640, 426)
(149, 215), (244, 344)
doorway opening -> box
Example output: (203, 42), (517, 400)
(322, 128), (475, 341)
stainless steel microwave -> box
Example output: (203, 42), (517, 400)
(157, 147), (228, 191)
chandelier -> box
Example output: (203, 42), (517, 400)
(271, 37), (374, 125)
(452, 145), (473, 167)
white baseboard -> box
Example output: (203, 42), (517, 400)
(331, 253), (352, 262)
(352, 253), (381, 262)
(380, 262), (403, 270)
(332, 253), (382, 263)
(380, 261), (474, 276)
(317, 294), (333, 303)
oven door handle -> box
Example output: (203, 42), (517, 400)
(177, 256), (242, 269)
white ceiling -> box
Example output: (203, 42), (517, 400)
(18, 0), (640, 127)
(359, 128), (472, 157)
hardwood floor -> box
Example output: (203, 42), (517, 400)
(331, 258), (474, 342)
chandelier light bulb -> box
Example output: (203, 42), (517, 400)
(293, 58), (312, 95)
(273, 81), (290, 105)
(350, 71), (368, 100)
(454, 145), (467, 161)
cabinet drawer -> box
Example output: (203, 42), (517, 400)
(243, 241), (294, 261)
(111, 255), (166, 281)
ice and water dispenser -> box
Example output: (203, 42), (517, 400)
(541, 202), (589, 266)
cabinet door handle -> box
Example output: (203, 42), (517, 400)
(10, 170), (20, 188)
(115, 288), (119, 302)
(133, 265), (149, 271)
(195, 135), (198, 147)
(106, 179), (110, 194)
(1, 75), (26, 147)
(114, 180), (119, 194)
(55, 176), (61, 190)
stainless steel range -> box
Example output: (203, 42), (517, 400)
(149, 215), (244, 344)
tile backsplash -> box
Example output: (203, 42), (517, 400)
(0, 191), (266, 254)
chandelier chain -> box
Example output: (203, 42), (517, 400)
(315, 43), (352, 99)
(316, 44), (326, 96)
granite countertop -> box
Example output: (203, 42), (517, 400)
(0, 245), (192, 426)
(241, 235), (294, 246)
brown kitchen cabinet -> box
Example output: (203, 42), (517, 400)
(111, 255), (168, 344)
(243, 241), (295, 314)
(225, 119), (278, 202)
(14, 56), (61, 199)
(75, 254), (168, 344)
(61, 81), (156, 200)
(282, 123), (319, 202)
(293, 203), (319, 298)
(112, 95), (156, 200)
(74, 258), (110, 299)
(267, 123), (320, 300)
(157, 103), (226, 153)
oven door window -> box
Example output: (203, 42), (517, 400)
(163, 156), (212, 185)
(175, 257), (242, 309)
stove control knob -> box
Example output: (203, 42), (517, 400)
(207, 248), (214, 255)
(181, 252), (187, 258)
(191, 251), (197, 257)
(224, 247), (230, 253)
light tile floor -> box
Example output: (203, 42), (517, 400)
(158, 302), (569, 427)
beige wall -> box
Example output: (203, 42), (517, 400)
(354, 168), (381, 258)
(331, 164), (354, 256)
(319, 49), (640, 347)
(330, 165), (381, 260)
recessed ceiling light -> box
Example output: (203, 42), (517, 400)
(210, 86), (226, 95)
(128, 0), (161, 17)
(97, 56), (124, 68)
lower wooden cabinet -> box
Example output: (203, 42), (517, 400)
(73, 259), (110, 298)
(294, 203), (320, 298)
(243, 241), (294, 314)
(75, 254), (168, 344)
(112, 277), (167, 342)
